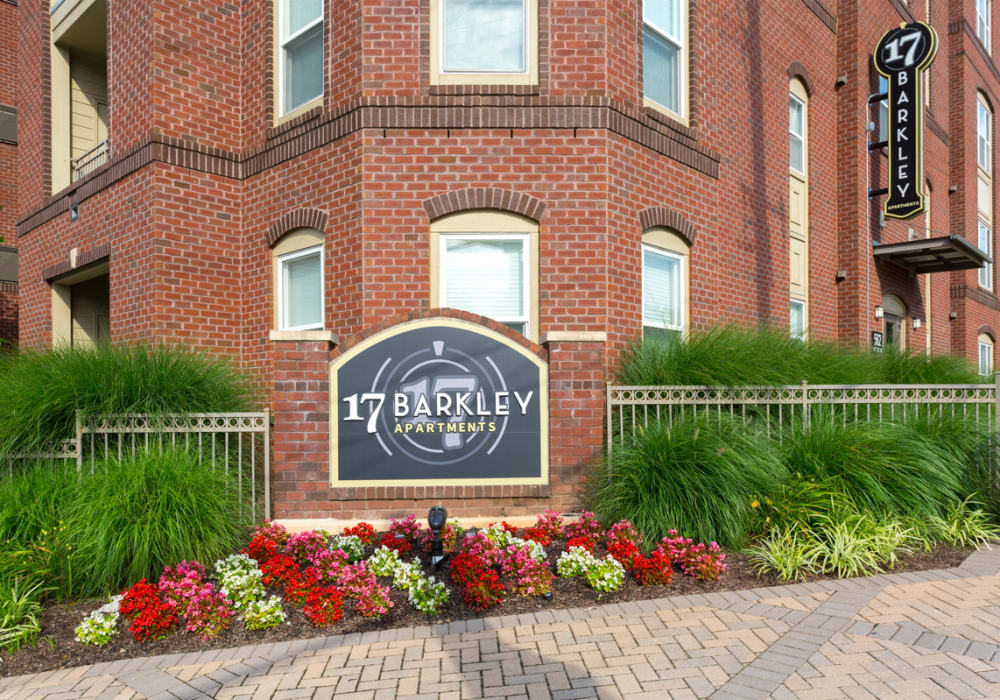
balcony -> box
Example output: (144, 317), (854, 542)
(71, 139), (108, 182)
(50, 0), (108, 191)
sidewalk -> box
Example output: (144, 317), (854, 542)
(5, 550), (1000, 700)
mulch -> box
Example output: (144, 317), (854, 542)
(0, 540), (971, 678)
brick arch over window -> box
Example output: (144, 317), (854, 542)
(638, 207), (697, 245)
(787, 62), (813, 97)
(332, 308), (547, 360)
(423, 189), (547, 222)
(266, 208), (329, 247)
(979, 325), (997, 342)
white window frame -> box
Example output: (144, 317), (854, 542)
(980, 220), (994, 290)
(879, 76), (890, 143)
(277, 0), (324, 118)
(980, 339), (994, 376)
(277, 244), (325, 331)
(789, 93), (805, 175)
(641, 243), (685, 336)
(979, 97), (993, 175)
(979, 0), (992, 54)
(790, 299), (806, 340)
(439, 233), (531, 336)
(439, 0), (530, 76)
(642, 0), (687, 122)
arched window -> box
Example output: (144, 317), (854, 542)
(789, 77), (809, 339)
(642, 227), (689, 342)
(979, 333), (994, 376)
(430, 210), (539, 340)
(272, 228), (325, 331)
(978, 92), (994, 290)
(882, 294), (906, 351)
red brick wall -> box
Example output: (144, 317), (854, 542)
(13, 0), (1000, 520)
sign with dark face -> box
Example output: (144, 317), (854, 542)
(871, 330), (884, 353)
(329, 318), (548, 486)
(874, 21), (938, 220)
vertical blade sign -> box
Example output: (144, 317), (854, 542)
(874, 21), (938, 220)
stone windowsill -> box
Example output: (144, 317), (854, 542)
(269, 329), (338, 343)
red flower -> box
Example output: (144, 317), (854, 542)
(304, 585), (344, 627)
(377, 532), (411, 556)
(284, 568), (320, 605)
(607, 540), (640, 570)
(129, 597), (178, 642)
(120, 579), (160, 619)
(242, 534), (280, 565)
(261, 554), (299, 587)
(566, 536), (595, 553)
(633, 550), (673, 586)
(450, 553), (504, 609)
(343, 523), (376, 546)
(520, 526), (552, 547)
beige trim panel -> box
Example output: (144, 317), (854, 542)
(329, 317), (549, 488)
(270, 329), (337, 343)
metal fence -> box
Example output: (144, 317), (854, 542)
(6, 411), (271, 520)
(606, 380), (999, 453)
(71, 139), (109, 182)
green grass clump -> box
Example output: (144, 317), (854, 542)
(0, 343), (254, 458)
(0, 462), (76, 545)
(590, 415), (787, 548)
(0, 577), (46, 652)
(781, 418), (966, 520)
(616, 326), (981, 386)
(65, 449), (251, 597)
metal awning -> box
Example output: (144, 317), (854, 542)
(873, 235), (991, 274)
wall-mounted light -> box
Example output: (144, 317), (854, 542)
(874, 305), (884, 319)
(912, 317), (922, 329)
(950, 312), (958, 321)
(835, 270), (848, 282)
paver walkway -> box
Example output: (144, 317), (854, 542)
(6, 550), (1000, 699)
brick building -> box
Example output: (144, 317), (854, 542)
(10, 0), (1000, 522)
(0, 0), (18, 347)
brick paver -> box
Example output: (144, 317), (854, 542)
(4, 550), (1000, 699)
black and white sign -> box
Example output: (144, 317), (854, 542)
(874, 21), (938, 220)
(871, 331), (884, 352)
(329, 319), (548, 486)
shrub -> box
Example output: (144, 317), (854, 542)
(182, 584), (233, 639)
(924, 498), (1000, 549)
(261, 555), (299, 588)
(64, 449), (250, 597)
(564, 512), (603, 542)
(591, 415), (787, 547)
(450, 554), (504, 609)
(75, 610), (119, 646)
(119, 579), (160, 618)
(513, 559), (554, 597)
(377, 533), (411, 556)
(534, 510), (565, 539)
(331, 535), (366, 563)
(0, 343), (253, 458)
(243, 596), (287, 630)
(214, 555), (264, 611)
(556, 547), (596, 577)
(129, 597), (178, 642)
(342, 523), (376, 546)
(286, 531), (328, 565)
(607, 540), (640, 569)
(782, 418), (965, 520)
(368, 547), (403, 576)
(680, 542), (726, 581)
(615, 326), (980, 386)
(0, 577), (45, 652)
(159, 560), (206, 615)
(388, 515), (423, 544)
(0, 462), (76, 546)
(392, 560), (424, 592)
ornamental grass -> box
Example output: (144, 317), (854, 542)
(0, 343), (254, 458)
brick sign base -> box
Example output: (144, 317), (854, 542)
(271, 309), (604, 527)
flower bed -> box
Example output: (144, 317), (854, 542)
(0, 511), (976, 677)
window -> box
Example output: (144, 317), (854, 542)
(790, 300), (805, 340)
(789, 94), (805, 174)
(641, 228), (689, 342)
(882, 294), (906, 351)
(278, 0), (323, 117)
(277, 246), (324, 330)
(979, 97), (993, 174)
(431, 0), (538, 85)
(272, 229), (325, 331)
(879, 76), (889, 142)
(440, 235), (530, 335)
(980, 220), (994, 290)
(980, 335), (994, 375)
(643, 0), (686, 119)
(979, 0), (992, 53)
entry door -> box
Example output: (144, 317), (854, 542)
(884, 314), (904, 350)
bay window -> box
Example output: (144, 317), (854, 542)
(643, 0), (686, 119)
(278, 0), (324, 117)
(431, 0), (538, 85)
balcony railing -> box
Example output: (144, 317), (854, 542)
(71, 139), (109, 182)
